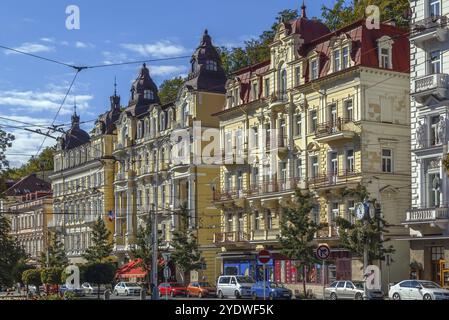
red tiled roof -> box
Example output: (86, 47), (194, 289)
(4, 173), (51, 197)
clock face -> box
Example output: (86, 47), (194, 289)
(356, 203), (366, 220)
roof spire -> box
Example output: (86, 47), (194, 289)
(74, 96), (77, 115)
(114, 76), (117, 96)
(301, 0), (307, 18)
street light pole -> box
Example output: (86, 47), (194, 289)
(151, 154), (160, 300)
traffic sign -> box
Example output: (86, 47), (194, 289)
(316, 244), (331, 260)
(258, 249), (271, 264)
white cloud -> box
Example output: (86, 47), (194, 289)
(101, 51), (129, 65)
(120, 40), (187, 58)
(0, 90), (93, 115)
(40, 37), (55, 43)
(149, 65), (187, 76)
(75, 41), (94, 49)
(4, 42), (54, 55)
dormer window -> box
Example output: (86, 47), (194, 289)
(377, 36), (393, 69)
(310, 59), (318, 80)
(144, 90), (154, 100)
(206, 60), (218, 71)
(252, 82), (258, 101)
(342, 46), (349, 69)
(333, 50), (341, 72)
(332, 46), (349, 73)
(429, 0), (441, 17)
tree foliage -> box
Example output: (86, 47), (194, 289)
(130, 216), (154, 288)
(279, 190), (324, 297)
(3, 147), (54, 181)
(84, 263), (116, 299)
(335, 184), (395, 264)
(41, 267), (62, 285)
(321, 0), (410, 31)
(22, 269), (42, 287)
(171, 204), (202, 284)
(82, 217), (114, 263)
(0, 130), (14, 171)
(0, 212), (27, 287)
(158, 77), (185, 105)
(41, 233), (68, 268)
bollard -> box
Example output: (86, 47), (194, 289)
(140, 289), (146, 300)
(103, 289), (110, 300)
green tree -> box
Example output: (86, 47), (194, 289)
(335, 184), (395, 266)
(22, 269), (42, 293)
(130, 216), (153, 291)
(82, 217), (114, 263)
(84, 263), (116, 300)
(321, 0), (410, 31)
(0, 212), (27, 288)
(41, 267), (62, 294)
(41, 233), (68, 268)
(171, 204), (202, 285)
(3, 147), (54, 181)
(279, 190), (324, 297)
(158, 77), (184, 105)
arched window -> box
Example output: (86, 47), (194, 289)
(160, 113), (166, 131)
(206, 60), (218, 71)
(144, 90), (154, 100)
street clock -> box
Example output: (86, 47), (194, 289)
(355, 202), (367, 220)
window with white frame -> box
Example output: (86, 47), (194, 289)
(310, 109), (317, 133)
(333, 50), (341, 72)
(236, 170), (243, 192)
(380, 48), (390, 69)
(279, 66), (287, 97)
(312, 205), (320, 224)
(310, 155), (319, 178)
(430, 115), (441, 146)
(254, 210), (261, 230)
(430, 50), (441, 74)
(224, 172), (231, 192)
(206, 60), (218, 71)
(295, 157), (302, 181)
(381, 149), (393, 173)
(252, 82), (258, 101)
(266, 209), (273, 230)
(144, 90), (154, 100)
(265, 78), (270, 98)
(346, 149), (355, 173)
(342, 46), (349, 69)
(294, 113), (302, 136)
(429, 0), (441, 17)
(331, 202), (340, 224)
(347, 200), (355, 224)
(344, 99), (353, 121)
(279, 161), (287, 188)
(251, 166), (259, 188)
(310, 59), (318, 80)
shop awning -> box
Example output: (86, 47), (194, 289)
(116, 259), (147, 279)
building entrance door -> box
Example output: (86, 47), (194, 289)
(431, 246), (444, 283)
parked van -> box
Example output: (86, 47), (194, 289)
(216, 275), (255, 299)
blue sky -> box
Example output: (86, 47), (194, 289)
(0, 0), (332, 167)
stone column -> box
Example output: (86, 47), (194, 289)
(126, 190), (132, 235)
(114, 192), (119, 237)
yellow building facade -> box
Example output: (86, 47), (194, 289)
(113, 30), (226, 283)
(214, 13), (411, 293)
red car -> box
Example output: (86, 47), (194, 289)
(158, 282), (187, 297)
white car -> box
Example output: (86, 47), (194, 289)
(389, 280), (449, 300)
(113, 282), (142, 296)
(82, 282), (107, 295)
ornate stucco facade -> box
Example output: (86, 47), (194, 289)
(214, 9), (411, 293)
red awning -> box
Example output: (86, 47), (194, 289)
(116, 259), (147, 279)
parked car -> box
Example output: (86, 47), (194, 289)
(186, 282), (216, 298)
(325, 280), (384, 300)
(250, 282), (292, 300)
(158, 282), (187, 297)
(81, 282), (107, 295)
(216, 275), (255, 299)
(113, 282), (142, 296)
(389, 280), (449, 300)
(59, 285), (85, 297)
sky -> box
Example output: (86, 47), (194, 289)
(0, 0), (333, 167)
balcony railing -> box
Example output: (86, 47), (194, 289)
(213, 231), (250, 245)
(115, 172), (126, 181)
(410, 16), (447, 38)
(213, 188), (247, 201)
(308, 170), (361, 188)
(248, 178), (303, 197)
(315, 118), (354, 142)
(251, 229), (280, 242)
(406, 206), (449, 222)
(411, 73), (449, 103)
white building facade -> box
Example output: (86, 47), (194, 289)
(407, 0), (449, 284)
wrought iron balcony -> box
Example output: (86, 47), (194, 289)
(213, 188), (247, 202)
(411, 15), (449, 49)
(308, 170), (361, 189)
(315, 118), (355, 143)
(250, 229), (280, 242)
(411, 73), (449, 103)
(247, 178), (303, 197)
(213, 231), (250, 245)
(406, 207), (449, 222)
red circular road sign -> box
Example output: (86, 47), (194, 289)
(258, 250), (271, 264)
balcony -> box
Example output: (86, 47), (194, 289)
(213, 188), (247, 202)
(250, 229), (280, 242)
(411, 73), (449, 103)
(213, 231), (250, 245)
(115, 172), (126, 181)
(269, 91), (288, 111)
(316, 225), (339, 239)
(405, 207), (449, 233)
(411, 15), (449, 49)
(247, 178), (303, 197)
(308, 170), (361, 189)
(315, 118), (355, 143)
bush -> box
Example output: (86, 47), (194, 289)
(41, 268), (62, 285)
(63, 291), (79, 300)
(84, 263), (116, 299)
(22, 269), (42, 288)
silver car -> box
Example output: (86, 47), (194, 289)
(216, 275), (255, 299)
(325, 280), (384, 300)
(389, 280), (449, 300)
